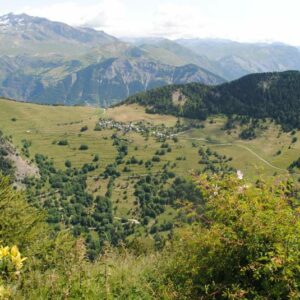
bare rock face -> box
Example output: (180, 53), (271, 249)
(0, 135), (39, 187)
(8, 151), (39, 183)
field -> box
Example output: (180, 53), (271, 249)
(181, 117), (300, 179)
(0, 98), (299, 221)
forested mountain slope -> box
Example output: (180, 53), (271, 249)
(126, 71), (300, 131)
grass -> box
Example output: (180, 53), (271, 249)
(0, 98), (299, 221)
(179, 116), (300, 179)
(0, 99), (116, 171)
(106, 104), (179, 126)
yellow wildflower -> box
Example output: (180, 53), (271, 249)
(0, 245), (26, 270)
(10, 246), (19, 258)
(10, 255), (26, 271)
(0, 247), (9, 259)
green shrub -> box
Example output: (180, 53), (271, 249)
(154, 174), (300, 299)
(79, 144), (89, 150)
(58, 139), (68, 146)
(80, 126), (88, 132)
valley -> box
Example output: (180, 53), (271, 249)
(1, 98), (298, 183)
(2, 13), (300, 107)
(0, 98), (299, 256)
(2, 2), (300, 298)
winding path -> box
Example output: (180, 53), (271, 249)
(181, 136), (300, 175)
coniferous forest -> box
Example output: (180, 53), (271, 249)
(128, 71), (300, 131)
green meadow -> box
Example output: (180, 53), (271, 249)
(0, 98), (299, 220)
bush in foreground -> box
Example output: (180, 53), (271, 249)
(153, 174), (300, 299)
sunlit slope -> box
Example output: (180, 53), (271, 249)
(0, 99), (115, 170)
(0, 98), (299, 182)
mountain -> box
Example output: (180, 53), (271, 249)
(125, 37), (300, 80)
(0, 13), (118, 56)
(2, 13), (300, 106)
(139, 39), (219, 71)
(176, 39), (300, 80)
(6, 57), (223, 106)
(126, 70), (300, 131)
(0, 13), (223, 105)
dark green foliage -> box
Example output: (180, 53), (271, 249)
(152, 156), (160, 162)
(126, 156), (139, 165)
(133, 172), (202, 224)
(239, 127), (257, 140)
(111, 134), (128, 165)
(58, 139), (68, 146)
(103, 163), (120, 178)
(80, 125), (88, 132)
(153, 174), (300, 299)
(198, 146), (234, 174)
(0, 132), (15, 178)
(123, 166), (131, 172)
(127, 71), (300, 131)
(25, 154), (125, 257)
(79, 144), (89, 150)
(21, 139), (32, 157)
(155, 149), (166, 156)
(289, 157), (300, 172)
(145, 160), (153, 169)
(94, 123), (102, 131)
(65, 160), (72, 168)
(0, 151), (15, 178)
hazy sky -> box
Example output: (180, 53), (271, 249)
(2, 0), (300, 45)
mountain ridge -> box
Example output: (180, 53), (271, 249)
(126, 70), (300, 131)
(12, 57), (224, 106)
(0, 13), (224, 105)
(1, 13), (300, 106)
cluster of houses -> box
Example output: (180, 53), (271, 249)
(97, 118), (183, 139)
(98, 119), (144, 134)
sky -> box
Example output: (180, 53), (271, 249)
(1, 0), (300, 45)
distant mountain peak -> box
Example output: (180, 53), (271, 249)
(0, 12), (117, 45)
(0, 13), (37, 26)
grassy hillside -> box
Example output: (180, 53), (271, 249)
(0, 98), (299, 182)
(0, 98), (299, 258)
(0, 99), (107, 168)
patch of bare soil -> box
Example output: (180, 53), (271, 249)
(8, 152), (39, 182)
(172, 90), (187, 107)
(1, 140), (39, 185)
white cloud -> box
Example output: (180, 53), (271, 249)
(12, 0), (300, 45)
(18, 1), (220, 38)
(151, 3), (213, 38)
(22, 0), (127, 33)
